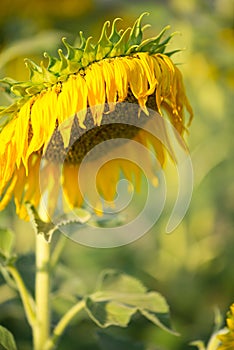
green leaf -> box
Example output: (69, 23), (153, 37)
(0, 325), (17, 350)
(86, 297), (136, 328)
(85, 270), (175, 333)
(96, 269), (146, 293)
(140, 307), (174, 334)
(97, 331), (146, 350)
(0, 229), (14, 260)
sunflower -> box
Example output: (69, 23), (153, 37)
(217, 304), (234, 350)
(0, 13), (193, 221)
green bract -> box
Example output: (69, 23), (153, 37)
(0, 12), (179, 128)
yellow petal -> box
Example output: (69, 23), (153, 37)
(56, 81), (73, 124)
(0, 172), (17, 210)
(62, 163), (83, 208)
(112, 58), (129, 102)
(85, 63), (106, 125)
(15, 100), (30, 169)
(26, 94), (46, 161)
(101, 60), (118, 111)
(1, 143), (17, 193)
(0, 118), (17, 156)
(74, 74), (88, 128)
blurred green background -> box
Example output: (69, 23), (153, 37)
(0, 0), (233, 349)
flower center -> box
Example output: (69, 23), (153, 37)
(44, 91), (158, 164)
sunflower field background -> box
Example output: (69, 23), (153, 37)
(0, 0), (233, 349)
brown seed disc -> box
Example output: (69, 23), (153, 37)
(44, 90), (158, 164)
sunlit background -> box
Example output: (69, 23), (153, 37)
(0, 0), (233, 349)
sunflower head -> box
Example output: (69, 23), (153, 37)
(217, 304), (234, 349)
(0, 13), (193, 221)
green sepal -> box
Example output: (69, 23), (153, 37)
(44, 52), (61, 75)
(24, 59), (45, 84)
(81, 36), (96, 67)
(78, 31), (87, 50)
(0, 77), (19, 94)
(67, 60), (82, 74)
(128, 12), (149, 47)
(62, 37), (78, 60)
(0, 13), (180, 123)
(125, 45), (139, 55)
(137, 25), (171, 52)
(0, 102), (19, 116)
(58, 49), (70, 75)
(152, 32), (179, 54)
(40, 61), (58, 84)
(95, 21), (113, 61)
(71, 47), (84, 62)
(165, 48), (183, 57)
(25, 84), (46, 95)
(61, 38), (83, 72)
(0, 77), (18, 85)
(11, 83), (31, 97)
(109, 18), (122, 44)
(108, 27), (131, 58)
(0, 77), (36, 98)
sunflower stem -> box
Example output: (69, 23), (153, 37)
(45, 300), (85, 350)
(50, 234), (67, 270)
(33, 234), (51, 350)
(6, 265), (36, 327)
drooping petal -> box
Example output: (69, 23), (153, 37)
(14, 100), (31, 169)
(0, 119), (17, 194)
(0, 14), (193, 221)
(85, 63), (106, 125)
(62, 163), (83, 208)
(101, 60), (118, 111)
(112, 58), (129, 102)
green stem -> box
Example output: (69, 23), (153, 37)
(45, 300), (85, 350)
(6, 265), (36, 327)
(50, 234), (67, 270)
(1, 265), (17, 290)
(33, 234), (51, 350)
